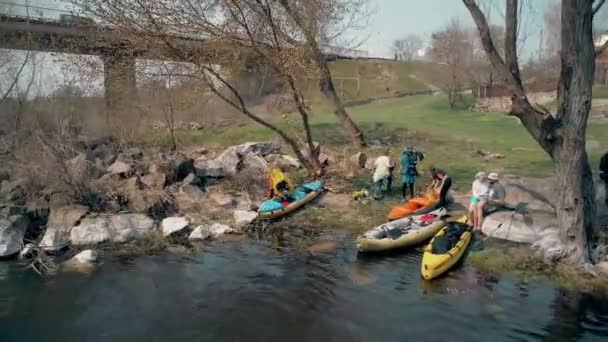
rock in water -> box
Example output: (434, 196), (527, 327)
(72, 249), (98, 263)
(234, 210), (257, 229)
(188, 225), (212, 241)
(40, 205), (89, 252)
(209, 223), (235, 237)
(61, 249), (98, 273)
(0, 215), (29, 257)
(161, 217), (190, 236)
(70, 214), (155, 245)
(481, 211), (558, 244)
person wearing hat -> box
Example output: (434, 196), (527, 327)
(400, 146), (424, 200)
(477, 172), (506, 228)
(469, 171), (489, 230)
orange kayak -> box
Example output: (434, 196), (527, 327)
(388, 197), (435, 220)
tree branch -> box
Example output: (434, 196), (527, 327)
(1, 51), (30, 103)
(593, 0), (606, 15)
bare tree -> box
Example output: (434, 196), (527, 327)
(392, 34), (423, 62)
(463, 0), (603, 264)
(428, 18), (474, 109)
(79, 0), (377, 175)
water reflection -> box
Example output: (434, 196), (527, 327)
(0, 238), (607, 341)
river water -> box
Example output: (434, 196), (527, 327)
(1, 232), (608, 341)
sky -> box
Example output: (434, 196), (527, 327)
(360, 0), (552, 60)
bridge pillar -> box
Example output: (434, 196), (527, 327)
(102, 51), (137, 109)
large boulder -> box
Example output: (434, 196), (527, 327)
(141, 173), (166, 190)
(161, 216), (190, 237)
(70, 213), (155, 245)
(174, 157), (196, 182)
(198, 142), (280, 178)
(350, 152), (367, 169)
(240, 153), (269, 177)
(39, 205), (89, 252)
(0, 214), (29, 257)
(67, 153), (106, 182)
(234, 210), (257, 229)
(481, 210), (559, 244)
(188, 225), (212, 241)
(107, 159), (133, 176)
(125, 176), (169, 214)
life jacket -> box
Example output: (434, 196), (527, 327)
(266, 167), (294, 199)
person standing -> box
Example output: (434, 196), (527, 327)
(372, 149), (394, 197)
(400, 146), (424, 200)
(600, 152), (608, 208)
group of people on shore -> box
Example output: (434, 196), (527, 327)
(370, 146), (505, 229)
(370, 146), (451, 203)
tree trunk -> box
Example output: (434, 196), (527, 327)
(552, 0), (597, 261)
(464, 0), (598, 263)
(318, 65), (366, 147)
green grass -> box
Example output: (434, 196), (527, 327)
(297, 59), (440, 104)
(593, 85), (608, 99)
(164, 94), (608, 191)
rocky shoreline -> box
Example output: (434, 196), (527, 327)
(1, 137), (607, 278)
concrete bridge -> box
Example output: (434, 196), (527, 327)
(0, 2), (258, 107)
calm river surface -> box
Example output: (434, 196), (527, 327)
(1, 231), (608, 341)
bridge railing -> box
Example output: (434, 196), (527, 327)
(0, 1), (83, 21)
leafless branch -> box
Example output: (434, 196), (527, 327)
(594, 0), (606, 15)
(1, 51), (30, 103)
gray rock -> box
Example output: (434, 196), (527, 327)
(107, 160), (133, 176)
(241, 153), (269, 176)
(350, 152), (367, 169)
(61, 249), (99, 273)
(67, 154), (106, 182)
(235, 142), (281, 156)
(182, 173), (203, 187)
(40, 205), (89, 252)
(125, 176), (168, 214)
(214, 148), (240, 176)
(596, 261), (608, 276)
(188, 225), (212, 241)
(481, 210), (558, 244)
(72, 249), (98, 263)
(0, 214), (29, 257)
(208, 223), (236, 237)
(175, 157), (195, 181)
(141, 172), (166, 190)
(161, 216), (190, 237)
(70, 214), (155, 245)
(208, 192), (235, 208)
(234, 210), (257, 229)
(174, 185), (205, 212)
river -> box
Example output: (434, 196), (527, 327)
(1, 232), (608, 341)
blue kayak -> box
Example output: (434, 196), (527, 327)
(257, 180), (324, 220)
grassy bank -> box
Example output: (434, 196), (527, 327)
(162, 95), (608, 193)
(593, 85), (608, 99)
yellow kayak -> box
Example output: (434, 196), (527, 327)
(356, 208), (447, 253)
(420, 215), (471, 280)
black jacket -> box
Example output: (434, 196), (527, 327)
(601, 152), (608, 180)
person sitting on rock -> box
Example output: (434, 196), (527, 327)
(477, 172), (506, 228)
(469, 171), (489, 231)
(600, 152), (608, 208)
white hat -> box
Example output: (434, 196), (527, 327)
(475, 171), (487, 179)
(488, 172), (499, 181)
